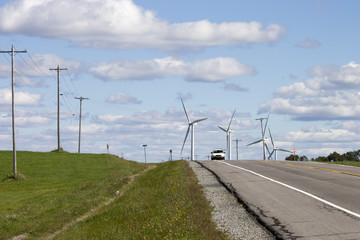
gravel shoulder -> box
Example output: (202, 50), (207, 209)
(189, 161), (274, 240)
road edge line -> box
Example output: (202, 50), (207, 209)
(220, 161), (360, 219)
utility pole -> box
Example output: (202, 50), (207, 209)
(256, 117), (268, 160)
(0, 46), (27, 175)
(75, 97), (89, 153)
(233, 138), (242, 160)
(49, 66), (67, 151)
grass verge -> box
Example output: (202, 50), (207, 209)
(327, 161), (360, 167)
(54, 160), (229, 240)
(0, 151), (147, 240)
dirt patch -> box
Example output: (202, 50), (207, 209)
(11, 234), (28, 240)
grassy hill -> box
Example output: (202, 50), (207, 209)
(0, 151), (227, 240)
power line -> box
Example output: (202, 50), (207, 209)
(0, 45), (27, 175)
(16, 51), (42, 77)
(60, 70), (76, 98)
(25, 51), (53, 77)
(1, 51), (56, 100)
(65, 69), (80, 97)
(0, 52), (11, 64)
(61, 93), (76, 114)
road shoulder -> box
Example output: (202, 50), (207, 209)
(189, 161), (274, 240)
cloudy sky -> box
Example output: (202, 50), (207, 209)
(0, 0), (359, 162)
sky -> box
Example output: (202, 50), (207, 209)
(0, 0), (359, 163)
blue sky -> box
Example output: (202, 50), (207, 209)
(0, 0), (359, 162)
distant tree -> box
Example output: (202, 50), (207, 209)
(314, 156), (328, 162)
(354, 150), (360, 161)
(311, 149), (360, 162)
(299, 155), (308, 161)
(328, 151), (346, 162)
(285, 154), (299, 161)
(342, 150), (360, 161)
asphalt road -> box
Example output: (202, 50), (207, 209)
(199, 160), (360, 239)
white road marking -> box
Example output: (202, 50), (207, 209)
(218, 161), (360, 219)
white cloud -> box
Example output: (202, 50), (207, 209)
(16, 115), (52, 127)
(24, 54), (82, 76)
(1, 106), (357, 162)
(0, 60), (10, 77)
(259, 61), (360, 120)
(337, 121), (360, 130)
(260, 94), (360, 121)
(63, 124), (108, 135)
(90, 109), (254, 146)
(274, 81), (319, 97)
(0, 0), (286, 51)
(295, 38), (321, 49)
(307, 61), (360, 90)
(106, 92), (142, 105)
(176, 93), (193, 101)
(275, 62), (360, 96)
(223, 83), (248, 92)
(0, 109), (52, 127)
(281, 125), (360, 158)
(90, 57), (185, 81)
(185, 58), (254, 82)
(90, 57), (254, 82)
(16, 77), (46, 88)
(0, 89), (41, 106)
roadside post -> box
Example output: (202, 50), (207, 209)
(142, 144), (147, 163)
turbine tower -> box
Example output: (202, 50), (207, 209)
(268, 128), (292, 160)
(218, 109), (236, 160)
(233, 138), (242, 160)
(180, 98), (207, 161)
(247, 115), (270, 160)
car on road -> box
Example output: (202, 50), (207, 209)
(211, 149), (225, 160)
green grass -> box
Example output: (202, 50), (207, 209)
(327, 161), (360, 167)
(1, 152), (228, 239)
(55, 160), (228, 240)
(0, 151), (147, 240)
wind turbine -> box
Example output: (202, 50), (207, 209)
(247, 115), (270, 160)
(268, 128), (292, 160)
(180, 98), (207, 161)
(218, 109), (236, 160)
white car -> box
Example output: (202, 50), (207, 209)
(211, 149), (225, 160)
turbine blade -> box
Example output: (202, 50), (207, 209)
(247, 139), (262, 146)
(278, 148), (293, 153)
(181, 98), (190, 123)
(263, 114), (270, 134)
(227, 109), (236, 131)
(192, 118), (207, 124)
(269, 128), (274, 148)
(180, 125), (190, 155)
(268, 149), (275, 159)
(265, 143), (271, 155)
(218, 126), (227, 132)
